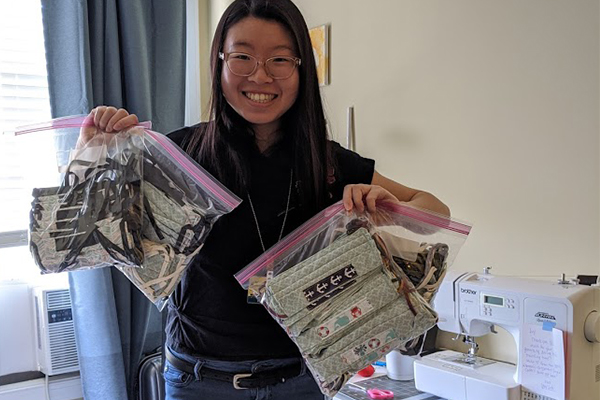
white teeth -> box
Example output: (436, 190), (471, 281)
(245, 92), (276, 103)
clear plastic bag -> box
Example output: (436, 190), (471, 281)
(15, 115), (242, 310)
(235, 200), (471, 396)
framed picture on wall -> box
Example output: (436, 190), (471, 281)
(309, 24), (329, 86)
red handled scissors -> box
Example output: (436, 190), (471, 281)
(367, 388), (394, 399)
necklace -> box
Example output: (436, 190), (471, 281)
(247, 169), (293, 253)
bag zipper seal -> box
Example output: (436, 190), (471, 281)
(378, 202), (471, 236)
(236, 201), (471, 286)
(13, 114), (152, 135)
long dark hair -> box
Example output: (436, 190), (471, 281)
(185, 0), (330, 214)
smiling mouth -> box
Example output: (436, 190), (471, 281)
(243, 92), (277, 103)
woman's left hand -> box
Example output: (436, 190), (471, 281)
(342, 184), (400, 213)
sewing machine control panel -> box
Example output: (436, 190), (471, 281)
(480, 293), (519, 320)
(458, 284), (520, 323)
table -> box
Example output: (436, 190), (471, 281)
(333, 371), (445, 400)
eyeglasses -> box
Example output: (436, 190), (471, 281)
(219, 52), (301, 80)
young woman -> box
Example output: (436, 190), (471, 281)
(82, 1), (449, 398)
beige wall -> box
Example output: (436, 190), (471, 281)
(193, 0), (235, 119)
(295, 0), (600, 279)
(209, 0), (234, 39)
(198, 0), (211, 121)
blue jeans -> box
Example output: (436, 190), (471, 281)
(164, 347), (328, 400)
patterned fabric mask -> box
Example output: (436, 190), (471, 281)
(30, 154), (144, 273)
(116, 178), (215, 310)
(263, 226), (439, 395)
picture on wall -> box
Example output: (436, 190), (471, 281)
(309, 24), (329, 86)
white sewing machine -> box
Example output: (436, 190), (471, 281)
(414, 269), (600, 400)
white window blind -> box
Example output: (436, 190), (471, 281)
(0, 0), (55, 281)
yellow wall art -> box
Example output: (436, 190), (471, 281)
(309, 24), (329, 86)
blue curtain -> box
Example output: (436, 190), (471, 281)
(40, 1), (186, 399)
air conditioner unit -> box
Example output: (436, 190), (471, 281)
(33, 287), (80, 376)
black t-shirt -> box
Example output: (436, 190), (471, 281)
(165, 124), (375, 360)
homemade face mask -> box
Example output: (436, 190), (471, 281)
(30, 140), (214, 273)
(116, 178), (213, 310)
(262, 226), (439, 394)
(117, 240), (202, 310)
(140, 157), (214, 254)
(392, 241), (449, 355)
(30, 155), (144, 274)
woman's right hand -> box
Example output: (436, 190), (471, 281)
(78, 106), (139, 148)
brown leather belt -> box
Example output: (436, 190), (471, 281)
(164, 348), (302, 389)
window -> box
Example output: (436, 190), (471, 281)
(0, 0), (65, 284)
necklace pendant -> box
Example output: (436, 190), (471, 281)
(247, 168), (294, 253)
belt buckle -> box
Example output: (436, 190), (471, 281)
(232, 373), (253, 390)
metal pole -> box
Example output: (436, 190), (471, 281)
(346, 106), (355, 151)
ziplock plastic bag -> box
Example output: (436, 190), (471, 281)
(235, 201), (471, 396)
(15, 115), (241, 310)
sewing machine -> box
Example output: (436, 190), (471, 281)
(414, 269), (600, 400)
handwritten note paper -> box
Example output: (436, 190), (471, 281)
(520, 323), (565, 400)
